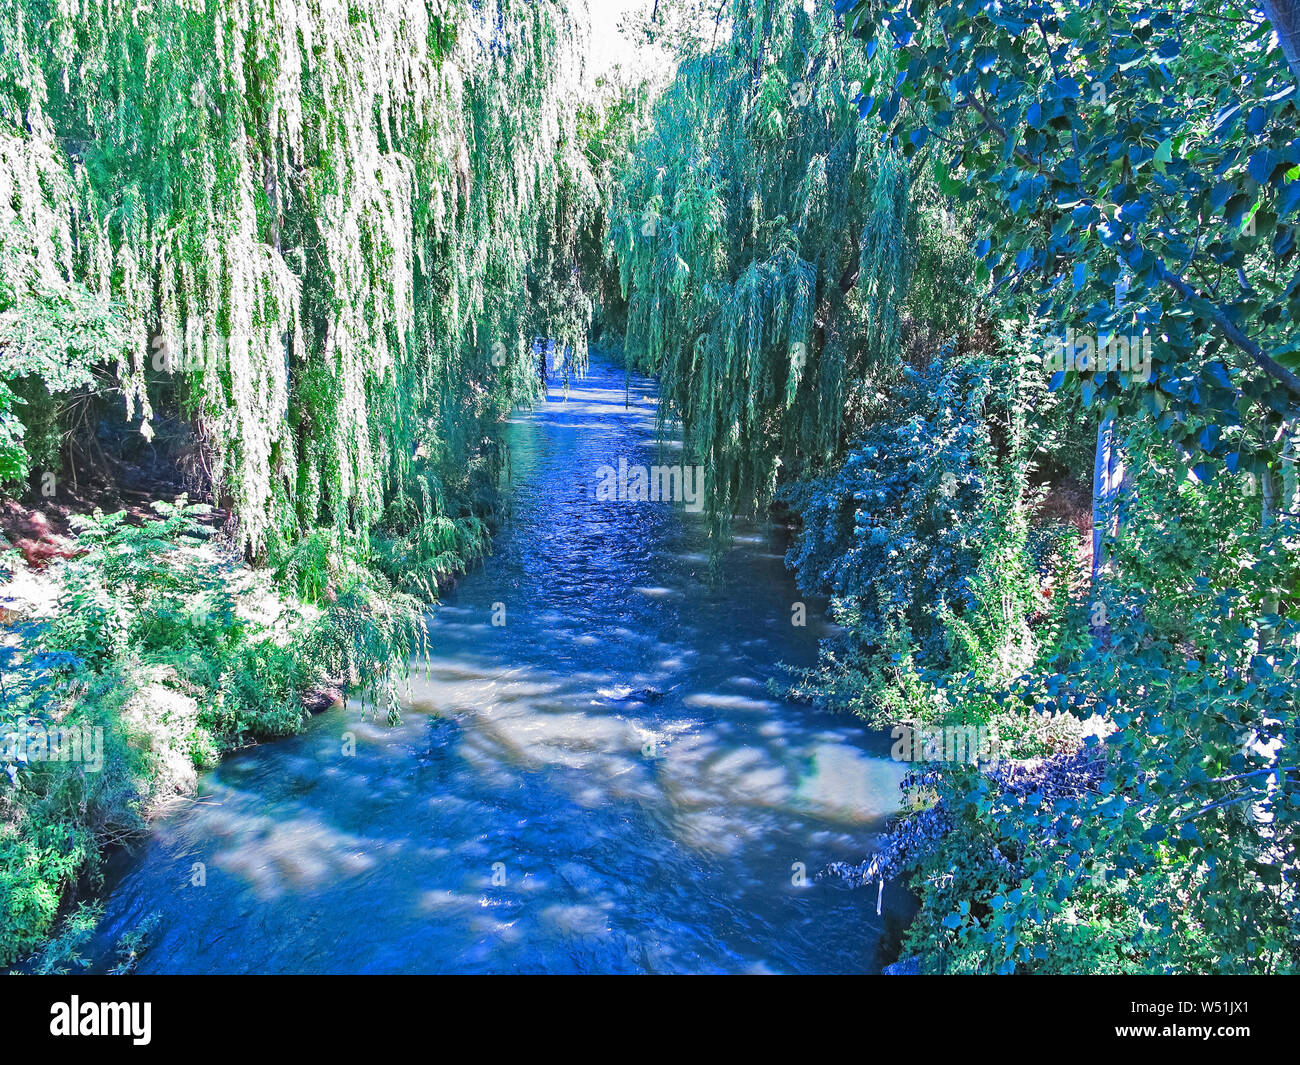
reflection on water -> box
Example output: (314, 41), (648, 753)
(84, 358), (908, 974)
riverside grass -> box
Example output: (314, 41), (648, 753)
(2, 499), (430, 968)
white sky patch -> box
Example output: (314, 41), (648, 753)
(583, 0), (673, 79)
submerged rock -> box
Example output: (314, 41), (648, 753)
(597, 684), (672, 703)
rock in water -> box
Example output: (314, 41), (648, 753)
(597, 684), (672, 702)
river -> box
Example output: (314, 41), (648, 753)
(83, 356), (909, 974)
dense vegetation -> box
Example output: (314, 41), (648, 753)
(0, 0), (611, 966)
(2, 0), (1297, 974)
(611, 0), (1297, 973)
(4, 0), (612, 556)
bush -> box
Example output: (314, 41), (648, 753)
(781, 353), (1054, 723)
(882, 588), (1299, 974)
(2, 497), (431, 965)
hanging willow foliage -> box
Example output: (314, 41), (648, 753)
(611, 0), (930, 555)
(0, 0), (600, 552)
(0, 12), (71, 310)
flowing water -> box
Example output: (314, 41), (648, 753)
(84, 357), (909, 974)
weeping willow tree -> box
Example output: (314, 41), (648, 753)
(0, 6), (132, 483)
(0, 0), (601, 560)
(611, 0), (971, 557)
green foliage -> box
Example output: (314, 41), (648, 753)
(49, 501), (230, 667)
(0, 30), (132, 488)
(832, 387), (1298, 974)
(896, 587), (1299, 975)
(0, 6), (134, 487)
(0, 0), (608, 970)
(0, 280), (129, 395)
(766, 0), (1300, 974)
(0, 651), (142, 967)
(2, 0), (1292, 980)
(369, 486), (492, 599)
(0, 0), (601, 551)
(25, 902), (103, 975)
(1107, 427), (1289, 631)
(781, 352), (1049, 720)
(0, 379), (28, 483)
(573, 68), (659, 348)
(107, 910), (162, 976)
(302, 572), (429, 726)
(2, 497), (429, 964)
(841, 0), (1300, 473)
(791, 343), (1299, 973)
(612, 0), (979, 559)
(46, 499), (429, 732)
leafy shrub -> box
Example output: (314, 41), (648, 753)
(0, 215), (133, 488)
(781, 353), (1051, 722)
(886, 588), (1299, 975)
(369, 485), (491, 600)
(2, 497), (431, 965)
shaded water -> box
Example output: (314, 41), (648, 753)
(85, 358), (907, 974)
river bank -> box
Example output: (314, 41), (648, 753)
(1, 492), (433, 971)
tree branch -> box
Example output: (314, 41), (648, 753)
(1263, 0), (1300, 87)
(958, 96), (1300, 402)
(1156, 262), (1300, 400)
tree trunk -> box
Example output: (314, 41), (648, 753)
(1264, 0), (1300, 88)
(1090, 411), (1124, 587)
(1263, 462), (1280, 635)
